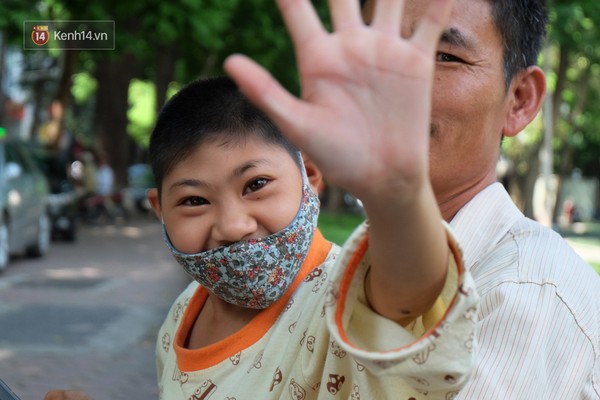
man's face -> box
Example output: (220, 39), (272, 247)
(364, 0), (513, 215)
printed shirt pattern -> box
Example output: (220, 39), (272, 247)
(156, 227), (479, 400)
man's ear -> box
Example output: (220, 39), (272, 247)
(502, 65), (546, 137)
(302, 155), (325, 195)
(147, 188), (162, 220)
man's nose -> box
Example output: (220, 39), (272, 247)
(212, 205), (258, 246)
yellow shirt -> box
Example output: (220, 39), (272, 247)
(156, 225), (478, 399)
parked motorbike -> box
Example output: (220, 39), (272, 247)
(79, 191), (129, 225)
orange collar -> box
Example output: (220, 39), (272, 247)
(175, 229), (332, 372)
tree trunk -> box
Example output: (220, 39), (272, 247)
(0, 31), (6, 128)
(552, 44), (569, 128)
(324, 185), (345, 214)
(51, 50), (78, 150)
(523, 153), (541, 219)
(94, 53), (137, 189)
(551, 54), (591, 221)
(509, 144), (541, 218)
(155, 45), (177, 115)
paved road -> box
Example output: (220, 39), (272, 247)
(0, 215), (191, 400)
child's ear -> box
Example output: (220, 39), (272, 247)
(302, 155), (324, 196)
(147, 188), (162, 220)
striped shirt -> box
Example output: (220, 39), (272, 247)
(451, 183), (600, 399)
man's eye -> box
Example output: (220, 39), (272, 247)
(182, 196), (208, 206)
(436, 52), (463, 63)
(245, 178), (269, 193)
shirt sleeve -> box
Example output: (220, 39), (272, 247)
(325, 220), (479, 393)
(456, 270), (600, 398)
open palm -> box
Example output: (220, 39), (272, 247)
(225, 0), (454, 202)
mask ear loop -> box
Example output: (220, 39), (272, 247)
(298, 151), (312, 190)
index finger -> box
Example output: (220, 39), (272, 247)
(371, 0), (405, 34)
(277, 0), (327, 49)
(411, 0), (456, 54)
(329, 0), (363, 31)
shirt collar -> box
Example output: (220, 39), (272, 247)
(449, 183), (523, 272)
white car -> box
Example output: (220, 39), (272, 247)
(0, 139), (51, 272)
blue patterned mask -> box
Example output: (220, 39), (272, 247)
(162, 182), (320, 309)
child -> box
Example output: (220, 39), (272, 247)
(145, 76), (478, 399)
(44, 2), (479, 398)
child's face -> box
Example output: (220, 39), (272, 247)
(149, 136), (303, 254)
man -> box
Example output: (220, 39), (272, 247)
(225, 0), (600, 398)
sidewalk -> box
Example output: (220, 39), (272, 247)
(0, 215), (191, 400)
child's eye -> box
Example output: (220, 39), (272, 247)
(181, 196), (209, 206)
(245, 178), (269, 194)
(435, 52), (464, 63)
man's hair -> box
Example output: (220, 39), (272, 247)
(487, 0), (548, 88)
(149, 76), (300, 193)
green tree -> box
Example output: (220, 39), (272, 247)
(0, 0), (49, 129)
(502, 0), (600, 221)
(71, 0), (302, 187)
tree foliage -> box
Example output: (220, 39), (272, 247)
(549, 0), (600, 177)
(498, 0), (600, 218)
(1, 0), (306, 187)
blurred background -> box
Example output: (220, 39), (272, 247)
(0, 0), (599, 398)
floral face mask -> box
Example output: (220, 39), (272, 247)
(162, 169), (320, 309)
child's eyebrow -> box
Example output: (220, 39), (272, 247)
(168, 178), (209, 193)
(232, 159), (271, 177)
(167, 159), (273, 193)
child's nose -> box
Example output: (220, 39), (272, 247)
(212, 206), (258, 246)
